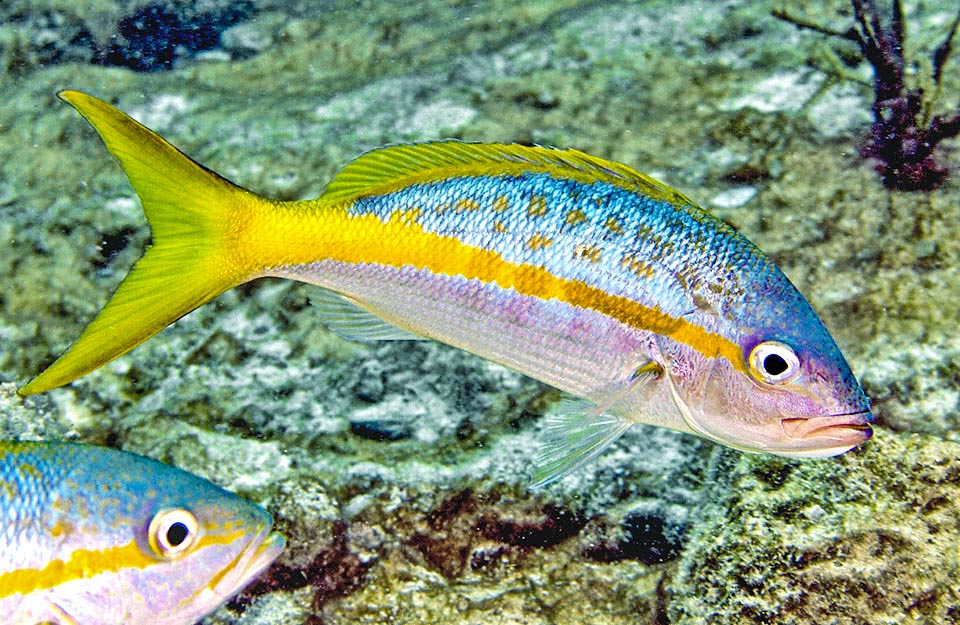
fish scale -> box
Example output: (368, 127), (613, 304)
(20, 91), (872, 487)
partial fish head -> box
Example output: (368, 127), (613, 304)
(129, 505), (284, 625)
(39, 445), (284, 625)
(119, 483), (285, 625)
(665, 269), (872, 458)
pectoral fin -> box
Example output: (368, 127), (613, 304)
(531, 360), (663, 488)
(34, 599), (80, 625)
(532, 404), (632, 488)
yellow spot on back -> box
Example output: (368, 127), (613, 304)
(565, 209), (587, 226)
(389, 207), (422, 226)
(492, 195), (509, 212)
(526, 234), (554, 250)
(621, 254), (655, 279)
(605, 216), (623, 235)
(573, 243), (602, 263)
(527, 195), (548, 218)
(49, 519), (75, 538)
(19, 463), (43, 479)
(434, 201), (476, 214)
(493, 220), (508, 233)
(455, 197), (481, 212)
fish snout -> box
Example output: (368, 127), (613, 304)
(212, 523), (285, 601)
(780, 410), (873, 450)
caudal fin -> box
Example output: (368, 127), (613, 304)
(19, 90), (261, 395)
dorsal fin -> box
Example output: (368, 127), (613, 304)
(319, 140), (695, 207)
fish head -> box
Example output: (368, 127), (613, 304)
(123, 485), (285, 625)
(666, 273), (872, 458)
(49, 449), (285, 625)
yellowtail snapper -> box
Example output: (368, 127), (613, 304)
(20, 91), (872, 486)
(0, 440), (283, 624)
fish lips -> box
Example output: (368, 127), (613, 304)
(213, 524), (285, 600)
(779, 411), (873, 456)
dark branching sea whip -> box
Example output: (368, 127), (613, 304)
(776, 0), (960, 191)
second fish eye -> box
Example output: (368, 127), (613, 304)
(148, 508), (199, 559)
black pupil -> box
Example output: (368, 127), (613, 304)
(166, 522), (189, 547)
(763, 353), (789, 376)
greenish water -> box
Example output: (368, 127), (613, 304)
(1, 1), (959, 623)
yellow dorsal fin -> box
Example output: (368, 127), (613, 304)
(320, 141), (695, 207)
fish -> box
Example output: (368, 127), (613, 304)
(19, 90), (872, 486)
(0, 440), (284, 625)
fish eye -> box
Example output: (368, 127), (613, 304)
(748, 341), (800, 384)
(148, 508), (199, 559)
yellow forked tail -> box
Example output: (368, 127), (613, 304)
(19, 91), (263, 395)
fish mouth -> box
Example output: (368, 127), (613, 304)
(780, 410), (873, 455)
(213, 524), (285, 600)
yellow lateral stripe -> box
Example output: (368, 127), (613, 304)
(0, 542), (150, 598)
(241, 202), (747, 372)
(0, 531), (243, 599)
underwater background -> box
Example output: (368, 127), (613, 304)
(1, 0), (959, 623)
